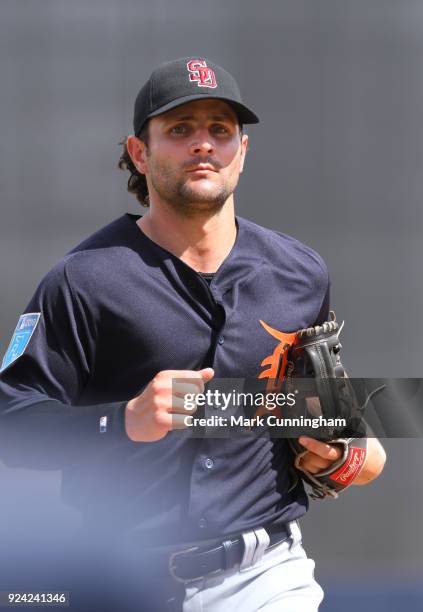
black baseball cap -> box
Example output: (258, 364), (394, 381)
(133, 57), (259, 135)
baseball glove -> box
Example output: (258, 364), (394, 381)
(286, 312), (380, 499)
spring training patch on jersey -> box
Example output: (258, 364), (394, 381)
(1, 313), (41, 373)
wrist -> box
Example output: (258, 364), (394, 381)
(352, 437), (386, 485)
(124, 399), (139, 441)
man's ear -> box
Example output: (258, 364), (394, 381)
(126, 136), (148, 174)
(239, 133), (249, 174)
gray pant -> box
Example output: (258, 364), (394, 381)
(183, 521), (324, 612)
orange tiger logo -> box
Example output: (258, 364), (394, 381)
(258, 320), (296, 391)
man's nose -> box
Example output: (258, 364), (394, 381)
(189, 132), (214, 155)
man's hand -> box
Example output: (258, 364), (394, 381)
(125, 368), (215, 442)
(296, 435), (386, 485)
(296, 436), (343, 474)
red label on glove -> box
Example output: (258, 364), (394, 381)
(329, 447), (366, 486)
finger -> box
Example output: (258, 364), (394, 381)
(300, 452), (335, 472)
(298, 437), (343, 461)
(170, 395), (198, 414)
(170, 414), (192, 430)
(164, 369), (214, 392)
(154, 411), (191, 430)
(164, 369), (214, 382)
(198, 367), (215, 382)
(173, 381), (203, 398)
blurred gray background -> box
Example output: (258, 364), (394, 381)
(1, 0), (422, 609)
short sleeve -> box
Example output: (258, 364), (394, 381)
(313, 283), (330, 325)
(0, 261), (127, 469)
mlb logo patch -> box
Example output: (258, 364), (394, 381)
(1, 313), (41, 372)
(99, 416), (108, 433)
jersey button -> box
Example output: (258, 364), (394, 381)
(218, 336), (224, 345)
(204, 457), (214, 470)
(198, 518), (207, 529)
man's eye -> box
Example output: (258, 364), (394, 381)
(211, 124), (230, 135)
(170, 125), (189, 135)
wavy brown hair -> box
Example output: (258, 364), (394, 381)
(118, 122), (150, 207)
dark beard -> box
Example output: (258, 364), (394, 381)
(173, 181), (231, 216)
(149, 159), (237, 218)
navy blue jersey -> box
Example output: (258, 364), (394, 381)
(0, 214), (329, 543)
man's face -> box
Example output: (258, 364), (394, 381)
(133, 99), (248, 216)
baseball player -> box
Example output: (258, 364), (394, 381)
(0, 58), (386, 611)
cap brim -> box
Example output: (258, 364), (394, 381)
(147, 94), (259, 124)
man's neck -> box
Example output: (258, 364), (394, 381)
(136, 199), (237, 273)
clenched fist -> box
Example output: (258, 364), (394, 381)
(125, 368), (215, 442)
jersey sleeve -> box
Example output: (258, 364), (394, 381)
(0, 260), (127, 470)
(313, 283), (330, 325)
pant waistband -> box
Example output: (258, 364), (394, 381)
(169, 522), (294, 584)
